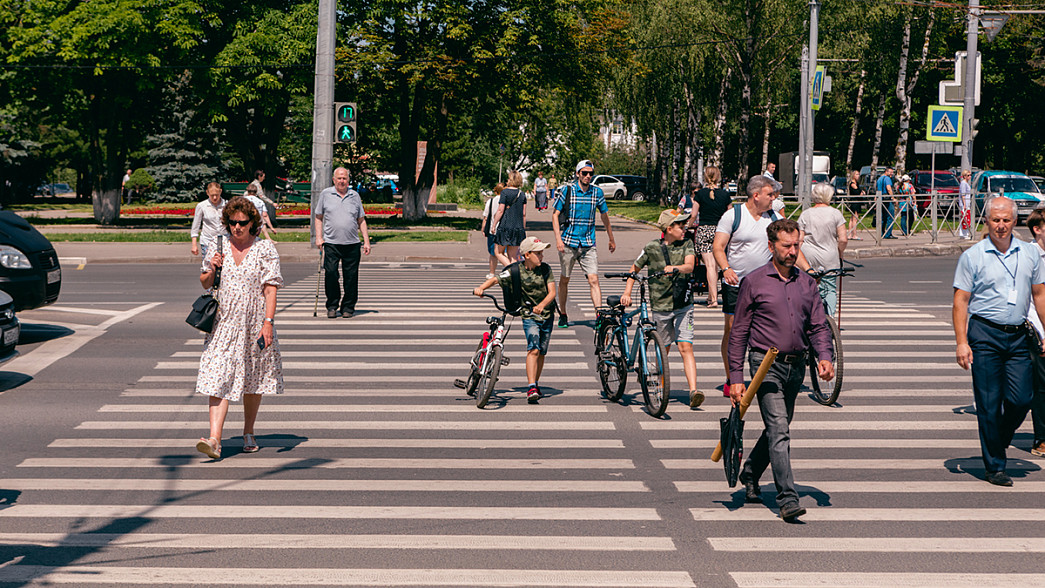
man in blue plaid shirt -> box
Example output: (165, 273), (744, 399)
(551, 159), (616, 328)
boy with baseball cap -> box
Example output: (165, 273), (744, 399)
(473, 236), (558, 403)
(620, 209), (703, 407)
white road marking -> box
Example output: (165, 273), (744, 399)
(730, 573), (1044, 587)
(650, 439), (982, 449)
(641, 420), (997, 431)
(4, 478), (647, 492)
(664, 458), (1028, 470)
(78, 420), (618, 430)
(50, 438), (626, 449)
(692, 508), (1045, 521)
(170, 350), (587, 358)
(678, 481), (1045, 493)
(98, 404), (609, 413)
(710, 537), (1045, 552)
(18, 457), (636, 469)
(154, 361), (592, 370)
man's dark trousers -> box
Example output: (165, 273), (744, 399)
(1031, 352), (1045, 445)
(324, 243), (361, 314)
(739, 349), (805, 507)
(968, 318), (1033, 472)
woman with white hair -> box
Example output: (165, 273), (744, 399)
(798, 182), (848, 316)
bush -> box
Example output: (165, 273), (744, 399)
(437, 177), (483, 205)
(126, 169), (156, 193)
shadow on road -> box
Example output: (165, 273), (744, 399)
(17, 323), (74, 345)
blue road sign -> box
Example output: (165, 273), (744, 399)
(927, 105), (962, 142)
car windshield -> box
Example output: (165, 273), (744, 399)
(921, 174), (958, 188)
(986, 176), (1039, 194)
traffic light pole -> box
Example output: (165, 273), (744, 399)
(309, 0), (336, 248)
(961, 0), (979, 172)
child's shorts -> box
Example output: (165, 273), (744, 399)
(522, 317), (553, 355)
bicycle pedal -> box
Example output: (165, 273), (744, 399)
(501, 357), (510, 366)
(453, 379), (467, 389)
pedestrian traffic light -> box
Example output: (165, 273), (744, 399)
(970, 118), (980, 140)
(334, 102), (357, 143)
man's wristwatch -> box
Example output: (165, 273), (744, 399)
(264, 318), (274, 324)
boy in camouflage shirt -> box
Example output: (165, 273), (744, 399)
(621, 209), (703, 407)
(473, 236), (557, 404)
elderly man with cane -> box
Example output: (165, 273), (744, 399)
(728, 218), (834, 522)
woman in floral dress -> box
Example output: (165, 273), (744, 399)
(195, 196), (284, 460)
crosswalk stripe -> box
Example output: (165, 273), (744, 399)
(50, 438), (626, 449)
(0, 532), (672, 550)
(710, 537), (1045, 552)
(98, 404), (610, 413)
(0, 504), (661, 520)
(641, 420), (1001, 430)
(0, 566), (695, 586)
(76, 420), (618, 430)
(692, 508), (1045, 521)
(171, 350), (588, 358)
(677, 481), (1045, 493)
(138, 375), (605, 383)
(5, 478), (648, 492)
(155, 361), (593, 370)
(650, 439), (982, 449)
(664, 458), (1031, 470)
(729, 572), (1045, 587)
(19, 458), (636, 469)
(119, 388), (604, 397)
(633, 404), (975, 414)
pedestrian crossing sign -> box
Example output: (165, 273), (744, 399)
(927, 105), (963, 142)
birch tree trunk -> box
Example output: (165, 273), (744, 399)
(760, 98), (772, 174)
(894, 11), (935, 173)
(869, 91), (888, 177)
(891, 19), (913, 173)
(709, 69), (732, 168)
(846, 69), (866, 174)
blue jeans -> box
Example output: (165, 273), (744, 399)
(522, 317), (553, 355)
(883, 201), (895, 238)
(969, 318), (1033, 472)
(740, 349), (805, 507)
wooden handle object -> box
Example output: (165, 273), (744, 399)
(711, 347), (778, 462)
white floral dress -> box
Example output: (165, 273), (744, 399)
(195, 238), (284, 401)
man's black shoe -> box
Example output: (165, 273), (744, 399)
(327, 309), (341, 319)
(779, 502), (806, 522)
(986, 470), (1013, 487)
(743, 481), (762, 504)
(342, 310), (354, 318)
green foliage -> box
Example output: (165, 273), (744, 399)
(437, 177), (484, 206)
(126, 169), (155, 192)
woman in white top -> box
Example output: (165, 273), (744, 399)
(798, 182), (848, 316)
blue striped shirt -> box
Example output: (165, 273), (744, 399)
(554, 182), (608, 248)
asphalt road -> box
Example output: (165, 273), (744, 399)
(0, 256), (1043, 587)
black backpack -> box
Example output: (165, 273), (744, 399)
(499, 262), (525, 317)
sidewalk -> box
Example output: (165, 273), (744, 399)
(44, 208), (979, 265)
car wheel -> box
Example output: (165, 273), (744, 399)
(631, 191), (646, 202)
(613, 190), (624, 200)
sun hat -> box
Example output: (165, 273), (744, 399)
(657, 209), (690, 230)
(519, 236), (552, 253)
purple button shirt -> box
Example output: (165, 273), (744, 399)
(728, 260), (833, 383)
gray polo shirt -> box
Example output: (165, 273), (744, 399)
(316, 187), (365, 245)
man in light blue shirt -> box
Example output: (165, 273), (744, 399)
(953, 196), (1045, 485)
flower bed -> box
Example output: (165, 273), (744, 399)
(119, 204), (439, 217)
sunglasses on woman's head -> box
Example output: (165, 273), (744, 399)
(228, 219), (251, 227)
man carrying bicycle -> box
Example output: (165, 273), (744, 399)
(729, 218), (834, 522)
(473, 236), (557, 404)
(621, 210), (702, 408)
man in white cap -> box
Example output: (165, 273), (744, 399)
(473, 236), (558, 404)
(552, 159), (616, 328)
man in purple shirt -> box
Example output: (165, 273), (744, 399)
(728, 218), (835, 522)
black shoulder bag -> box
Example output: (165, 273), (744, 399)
(186, 236), (223, 332)
(659, 240), (692, 308)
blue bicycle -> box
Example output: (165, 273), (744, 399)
(594, 271), (672, 418)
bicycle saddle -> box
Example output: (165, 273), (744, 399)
(605, 295), (622, 308)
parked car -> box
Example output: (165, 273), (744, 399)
(857, 165), (887, 194)
(971, 170), (1045, 224)
(830, 176), (848, 196)
(38, 183), (74, 197)
(611, 175), (650, 201)
(592, 175), (627, 200)
(0, 212), (61, 311)
(1030, 176), (1045, 192)
(0, 290), (19, 362)
(910, 170), (960, 212)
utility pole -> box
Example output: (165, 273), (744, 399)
(961, 0), (979, 172)
(798, 0), (820, 208)
(309, 0), (336, 247)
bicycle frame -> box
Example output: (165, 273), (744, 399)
(608, 278), (657, 374)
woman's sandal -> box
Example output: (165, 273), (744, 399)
(195, 437), (222, 460)
(242, 433), (259, 453)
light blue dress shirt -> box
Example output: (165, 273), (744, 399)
(954, 236), (1045, 325)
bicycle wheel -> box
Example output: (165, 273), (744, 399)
(809, 316), (843, 405)
(595, 321), (627, 402)
(463, 342), (484, 397)
(639, 329), (670, 418)
(476, 345), (503, 409)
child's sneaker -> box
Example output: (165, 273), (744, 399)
(689, 390), (705, 408)
(527, 386), (541, 404)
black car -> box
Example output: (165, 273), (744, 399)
(611, 175), (651, 201)
(0, 212), (61, 311)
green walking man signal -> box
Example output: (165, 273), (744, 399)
(334, 102), (357, 143)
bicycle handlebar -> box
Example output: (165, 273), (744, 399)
(605, 269), (678, 281)
(808, 267), (856, 280)
(477, 292), (534, 313)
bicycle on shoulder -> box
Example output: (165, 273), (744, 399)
(454, 293), (513, 409)
(805, 262), (856, 406)
(594, 270), (674, 418)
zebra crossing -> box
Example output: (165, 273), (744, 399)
(1, 262), (1044, 586)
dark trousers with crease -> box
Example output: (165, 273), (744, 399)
(739, 349), (805, 508)
(324, 243), (361, 313)
(1029, 347), (1045, 444)
(968, 318), (1033, 473)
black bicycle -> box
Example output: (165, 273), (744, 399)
(806, 264), (855, 405)
(594, 271), (673, 418)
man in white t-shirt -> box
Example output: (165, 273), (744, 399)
(712, 174), (809, 394)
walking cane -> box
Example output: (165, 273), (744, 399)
(312, 249), (324, 317)
(711, 348), (778, 462)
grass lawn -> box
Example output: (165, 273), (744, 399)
(42, 230), (468, 243)
(605, 201), (668, 224)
